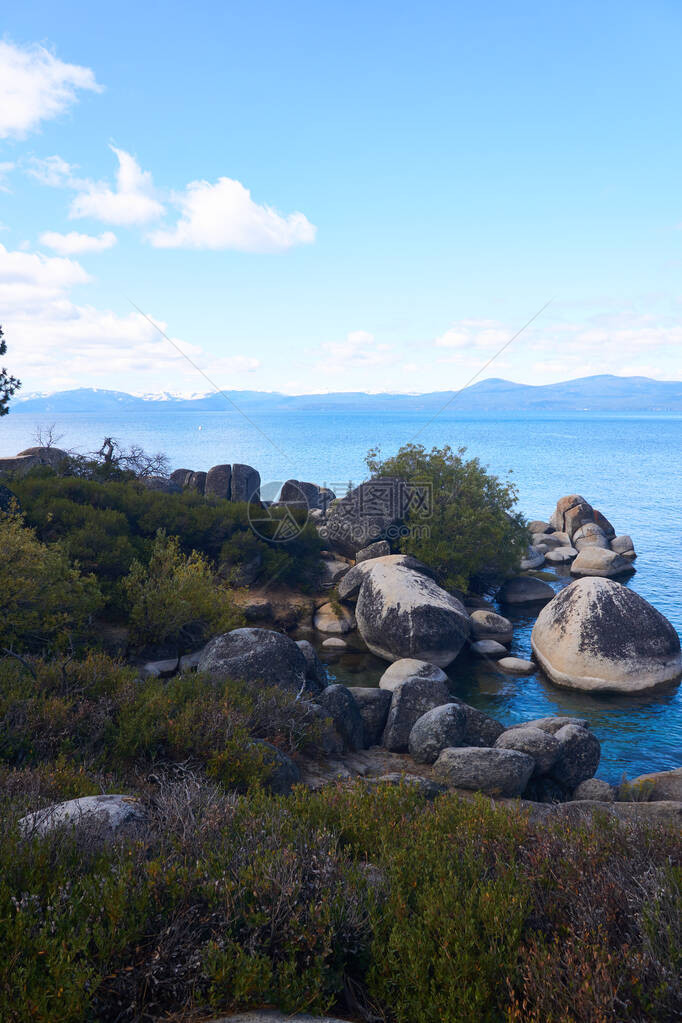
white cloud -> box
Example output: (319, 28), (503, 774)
(27, 154), (83, 188)
(313, 330), (395, 376)
(0, 242), (259, 392)
(435, 319), (509, 350)
(149, 176), (316, 251)
(0, 40), (101, 140)
(39, 230), (117, 255)
(69, 146), (165, 225)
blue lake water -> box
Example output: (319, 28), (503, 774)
(2, 408), (682, 782)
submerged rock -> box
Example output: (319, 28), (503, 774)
(497, 577), (555, 605)
(531, 578), (682, 693)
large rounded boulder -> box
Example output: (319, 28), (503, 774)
(531, 578), (682, 693)
(198, 628), (314, 692)
(355, 561), (470, 666)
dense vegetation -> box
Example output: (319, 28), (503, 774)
(2, 470), (323, 651)
(0, 652), (679, 1023)
(366, 443), (528, 592)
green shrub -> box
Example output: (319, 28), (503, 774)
(0, 513), (102, 653)
(10, 472), (324, 606)
(123, 530), (243, 650)
(365, 443), (528, 592)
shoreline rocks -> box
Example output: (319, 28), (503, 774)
(531, 578), (682, 693)
(355, 560), (471, 666)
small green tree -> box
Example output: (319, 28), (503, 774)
(0, 512), (102, 652)
(0, 325), (21, 417)
(365, 443), (528, 593)
(123, 530), (243, 650)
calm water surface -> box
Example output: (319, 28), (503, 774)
(3, 409), (681, 781)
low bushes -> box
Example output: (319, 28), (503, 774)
(10, 471), (324, 606)
(123, 531), (243, 650)
(0, 774), (679, 1023)
(0, 653), (324, 785)
(0, 513), (102, 653)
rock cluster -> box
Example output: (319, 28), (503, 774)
(170, 462), (261, 502)
(525, 494), (637, 578)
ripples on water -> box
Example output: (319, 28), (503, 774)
(2, 409), (681, 780)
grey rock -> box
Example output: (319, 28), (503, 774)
(325, 477), (418, 557)
(433, 746), (535, 797)
(140, 475), (183, 494)
(470, 639), (507, 658)
(550, 724), (601, 789)
(198, 627), (314, 692)
(507, 715), (589, 735)
(280, 479), (321, 509)
(205, 464), (232, 499)
(186, 470), (207, 494)
(570, 547), (634, 578)
(179, 649), (204, 672)
(497, 577), (555, 605)
(320, 558), (350, 588)
(572, 778), (615, 802)
(170, 468), (192, 486)
(573, 523), (609, 550)
(296, 640), (328, 689)
(231, 463), (261, 503)
(532, 577), (681, 693)
(528, 520), (551, 534)
(356, 561), (470, 666)
(625, 766), (682, 802)
(611, 534), (635, 556)
(322, 637), (347, 650)
(470, 609), (513, 644)
(593, 509), (616, 539)
(20, 794), (143, 839)
(532, 532), (565, 550)
(355, 540), (391, 562)
(408, 703), (467, 763)
(549, 494), (590, 532)
(351, 687), (392, 746)
(141, 657), (179, 678)
(379, 657), (449, 692)
(520, 546), (545, 570)
(451, 699), (505, 747)
(382, 675), (451, 752)
(564, 502), (595, 540)
(252, 740), (300, 794)
(495, 726), (560, 775)
(337, 553), (434, 601)
(545, 547), (578, 564)
(316, 684), (364, 750)
(497, 657), (535, 674)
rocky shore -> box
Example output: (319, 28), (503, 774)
(2, 451), (681, 823)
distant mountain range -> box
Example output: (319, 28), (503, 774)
(13, 374), (682, 414)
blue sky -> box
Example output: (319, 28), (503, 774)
(1, 0), (682, 394)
